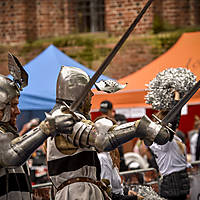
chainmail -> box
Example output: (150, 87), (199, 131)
(145, 67), (196, 110)
(131, 185), (166, 200)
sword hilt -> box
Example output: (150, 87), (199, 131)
(152, 114), (176, 135)
(61, 101), (81, 121)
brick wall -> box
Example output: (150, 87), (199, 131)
(189, 0), (200, 25)
(35, 0), (66, 39)
(24, 0), (37, 42)
(105, 0), (200, 35)
(0, 0), (199, 44)
(159, 0), (188, 26)
(105, 0), (154, 34)
(0, 0), (27, 44)
(0, 0), (69, 44)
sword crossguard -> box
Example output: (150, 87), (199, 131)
(152, 114), (176, 135)
(61, 101), (81, 122)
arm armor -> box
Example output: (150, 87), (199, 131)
(0, 127), (47, 168)
(68, 115), (170, 152)
(68, 121), (137, 152)
(94, 122), (138, 152)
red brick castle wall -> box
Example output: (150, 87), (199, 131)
(0, 0), (199, 44)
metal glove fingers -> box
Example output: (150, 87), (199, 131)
(55, 114), (76, 134)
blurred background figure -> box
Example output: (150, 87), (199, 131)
(175, 129), (186, 144)
(95, 100), (125, 171)
(188, 115), (200, 141)
(95, 100), (142, 199)
(189, 115), (200, 161)
(100, 100), (115, 117)
(195, 129), (200, 161)
(29, 146), (48, 185)
(133, 139), (158, 171)
(115, 113), (127, 125)
(124, 151), (148, 170)
(19, 118), (41, 136)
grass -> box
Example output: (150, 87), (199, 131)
(1, 27), (200, 71)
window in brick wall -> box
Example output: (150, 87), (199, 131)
(72, 0), (105, 33)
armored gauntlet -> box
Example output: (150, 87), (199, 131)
(135, 115), (170, 146)
(39, 112), (75, 136)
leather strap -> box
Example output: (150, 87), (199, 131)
(57, 177), (111, 200)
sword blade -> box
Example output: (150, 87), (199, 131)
(70, 0), (154, 112)
(161, 80), (200, 126)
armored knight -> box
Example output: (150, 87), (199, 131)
(0, 54), (75, 200)
(46, 66), (171, 200)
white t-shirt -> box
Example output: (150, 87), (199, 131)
(149, 135), (190, 176)
(95, 117), (124, 195)
(94, 117), (114, 135)
(98, 152), (124, 195)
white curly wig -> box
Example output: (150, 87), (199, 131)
(145, 67), (196, 110)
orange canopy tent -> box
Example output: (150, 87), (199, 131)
(91, 32), (200, 111)
(91, 32), (200, 146)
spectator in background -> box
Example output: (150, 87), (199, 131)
(95, 100), (143, 200)
(195, 129), (200, 160)
(133, 139), (158, 171)
(95, 101), (120, 174)
(175, 129), (186, 144)
(19, 118), (41, 136)
(124, 151), (148, 171)
(94, 100), (121, 195)
(189, 115), (200, 161)
(188, 115), (200, 140)
(115, 114), (127, 125)
(97, 100), (115, 121)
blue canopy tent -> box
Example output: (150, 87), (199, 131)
(16, 44), (111, 130)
